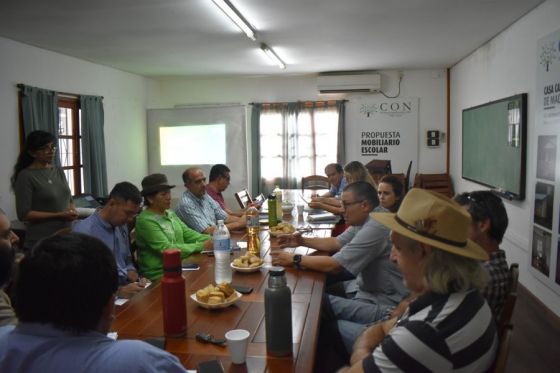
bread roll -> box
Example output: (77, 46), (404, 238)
(217, 283), (234, 298)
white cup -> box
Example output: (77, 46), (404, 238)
(297, 204), (304, 215)
(225, 329), (250, 364)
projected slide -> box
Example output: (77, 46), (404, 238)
(159, 124), (226, 165)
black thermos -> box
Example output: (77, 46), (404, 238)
(264, 266), (293, 356)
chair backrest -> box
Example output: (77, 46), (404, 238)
(498, 263), (519, 337)
(302, 175), (330, 192)
(234, 189), (252, 209)
(365, 159), (392, 185)
(493, 324), (513, 373)
(404, 160), (413, 192)
(413, 173), (454, 197)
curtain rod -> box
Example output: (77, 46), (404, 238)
(16, 84), (104, 99)
(249, 99), (348, 105)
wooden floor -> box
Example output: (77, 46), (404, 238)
(506, 284), (560, 372)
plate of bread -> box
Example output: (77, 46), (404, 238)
(191, 283), (241, 309)
(231, 254), (264, 272)
(269, 222), (296, 237)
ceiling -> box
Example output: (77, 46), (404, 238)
(0, 0), (545, 78)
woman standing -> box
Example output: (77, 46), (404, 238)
(11, 131), (77, 250)
(135, 173), (212, 281)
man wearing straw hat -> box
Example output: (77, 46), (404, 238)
(341, 188), (497, 373)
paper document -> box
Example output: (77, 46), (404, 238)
(307, 212), (339, 222)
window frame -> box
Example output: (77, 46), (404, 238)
(57, 97), (83, 195)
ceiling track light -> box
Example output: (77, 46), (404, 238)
(260, 43), (286, 69)
(211, 0), (256, 41)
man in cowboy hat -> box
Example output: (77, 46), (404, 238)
(176, 167), (246, 234)
(340, 188), (497, 373)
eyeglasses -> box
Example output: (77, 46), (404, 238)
(341, 200), (364, 209)
(38, 144), (57, 152)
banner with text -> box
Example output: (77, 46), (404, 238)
(346, 97), (419, 178)
(530, 27), (560, 295)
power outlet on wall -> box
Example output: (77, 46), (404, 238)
(427, 130), (440, 147)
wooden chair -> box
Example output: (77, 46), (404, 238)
(497, 263), (519, 337)
(413, 173), (454, 197)
(493, 324), (513, 373)
(234, 189), (253, 209)
(301, 175), (329, 192)
(365, 159), (392, 185)
(404, 160), (412, 192)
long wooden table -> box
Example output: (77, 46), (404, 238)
(113, 217), (333, 372)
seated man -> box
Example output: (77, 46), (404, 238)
(340, 189), (497, 372)
(0, 233), (186, 372)
(454, 190), (511, 319)
(73, 182), (146, 298)
(175, 167), (245, 234)
(322, 163), (348, 198)
(271, 182), (408, 311)
(206, 164), (243, 217)
(0, 208), (19, 326)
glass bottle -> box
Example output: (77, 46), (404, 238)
(246, 205), (260, 255)
(267, 194), (278, 228)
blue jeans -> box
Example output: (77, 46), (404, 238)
(327, 295), (394, 355)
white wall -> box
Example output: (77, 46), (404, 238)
(0, 37), (150, 218)
(147, 69), (448, 175)
(450, 0), (560, 315)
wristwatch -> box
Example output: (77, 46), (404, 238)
(293, 254), (302, 269)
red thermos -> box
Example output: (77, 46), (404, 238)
(161, 249), (187, 336)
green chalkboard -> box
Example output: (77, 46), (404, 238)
(462, 94), (527, 200)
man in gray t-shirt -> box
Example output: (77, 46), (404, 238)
(271, 182), (407, 309)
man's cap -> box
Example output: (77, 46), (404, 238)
(371, 188), (488, 261)
(141, 173), (175, 196)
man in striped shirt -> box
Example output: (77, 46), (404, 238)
(340, 189), (497, 373)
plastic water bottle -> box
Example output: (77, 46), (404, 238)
(213, 220), (232, 284)
(265, 267), (293, 356)
(273, 185), (283, 221)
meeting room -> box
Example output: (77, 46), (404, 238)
(0, 1), (559, 372)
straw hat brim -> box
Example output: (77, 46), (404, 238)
(371, 212), (488, 261)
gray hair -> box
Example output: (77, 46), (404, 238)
(397, 233), (488, 293)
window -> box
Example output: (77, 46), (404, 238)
(57, 97), (83, 195)
(259, 101), (342, 190)
(18, 86), (106, 197)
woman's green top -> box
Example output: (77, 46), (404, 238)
(135, 209), (210, 281)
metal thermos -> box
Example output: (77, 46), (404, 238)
(264, 267), (293, 356)
(161, 249), (187, 337)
